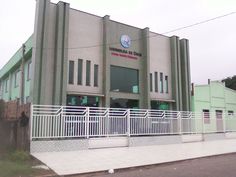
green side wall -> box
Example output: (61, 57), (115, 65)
(192, 81), (236, 132)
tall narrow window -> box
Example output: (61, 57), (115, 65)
(160, 72), (163, 93)
(165, 75), (168, 93)
(27, 62), (32, 80)
(150, 73), (153, 92)
(68, 60), (74, 84)
(77, 59), (83, 85)
(154, 72), (158, 92)
(94, 64), (98, 87)
(14, 70), (20, 87)
(5, 79), (8, 93)
(86, 60), (91, 86)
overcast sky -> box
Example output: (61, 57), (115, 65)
(0, 0), (235, 84)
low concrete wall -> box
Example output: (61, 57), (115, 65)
(203, 133), (226, 141)
(89, 137), (128, 149)
(225, 132), (236, 139)
(30, 133), (236, 153)
(30, 139), (88, 153)
(182, 134), (203, 143)
(129, 135), (182, 147)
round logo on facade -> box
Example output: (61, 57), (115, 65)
(120, 35), (131, 48)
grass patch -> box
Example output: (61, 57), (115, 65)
(0, 160), (32, 177)
(0, 150), (33, 177)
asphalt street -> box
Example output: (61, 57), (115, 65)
(70, 153), (236, 177)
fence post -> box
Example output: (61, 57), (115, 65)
(106, 108), (109, 137)
(178, 111), (182, 135)
(86, 107), (89, 139)
(127, 109), (130, 137)
(202, 112), (205, 134)
(30, 104), (33, 141)
(223, 112), (226, 133)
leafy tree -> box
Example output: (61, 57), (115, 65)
(222, 75), (236, 90)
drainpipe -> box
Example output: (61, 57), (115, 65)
(20, 44), (26, 105)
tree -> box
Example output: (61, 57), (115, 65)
(222, 75), (236, 91)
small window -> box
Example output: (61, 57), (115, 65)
(77, 59), (83, 85)
(94, 64), (98, 87)
(27, 62), (32, 80)
(154, 72), (158, 92)
(228, 111), (234, 116)
(160, 72), (163, 93)
(86, 60), (91, 86)
(150, 73), (153, 92)
(68, 60), (74, 84)
(216, 110), (223, 119)
(165, 75), (168, 93)
(14, 70), (20, 87)
(203, 109), (210, 124)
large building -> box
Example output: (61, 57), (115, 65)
(0, 0), (191, 111)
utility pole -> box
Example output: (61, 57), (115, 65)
(20, 44), (26, 105)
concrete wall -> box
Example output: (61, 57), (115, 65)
(149, 32), (172, 101)
(67, 9), (103, 95)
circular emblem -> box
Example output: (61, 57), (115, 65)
(120, 35), (131, 48)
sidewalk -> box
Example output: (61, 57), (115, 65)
(32, 139), (236, 176)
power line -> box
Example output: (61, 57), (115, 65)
(162, 11), (236, 34)
(32, 11), (236, 50)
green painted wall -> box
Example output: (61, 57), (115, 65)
(192, 81), (236, 132)
(0, 36), (32, 103)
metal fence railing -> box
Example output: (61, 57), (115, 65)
(30, 105), (236, 140)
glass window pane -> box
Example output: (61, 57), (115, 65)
(154, 72), (158, 92)
(86, 60), (91, 86)
(68, 60), (74, 84)
(77, 59), (83, 85)
(165, 75), (168, 93)
(110, 98), (139, 109)
(150, 73), (153, 92)
(160, 72), (163, 93)
(110, 65), (139, 93)
(151, 100), (169, 110)
(94, 64), (98, 87)
(67, 95), (99, 107)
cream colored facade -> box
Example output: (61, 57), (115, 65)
(0, 0), (192, 111)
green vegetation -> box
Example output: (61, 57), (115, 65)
(0, 150), (32, 177)
(222, 75), (236, 91)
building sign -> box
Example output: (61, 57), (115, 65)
(109, 47), (142, 60)
(120, 35), (131, 48)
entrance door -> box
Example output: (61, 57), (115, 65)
(216, 110), (223, 132)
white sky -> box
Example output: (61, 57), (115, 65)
(0, 0), (236, 84)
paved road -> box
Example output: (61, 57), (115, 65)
(70, 153), (236, 177)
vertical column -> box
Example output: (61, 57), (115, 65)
(31, 0), (50, 104)
(180, 39), (191, 111)
(53, 2), (69, 105)
(102, 15), (111, 107)
(170, 36), (182, 111)
(141, 27), (150, 109)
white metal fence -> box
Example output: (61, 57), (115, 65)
(31, 105), (236, 140)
